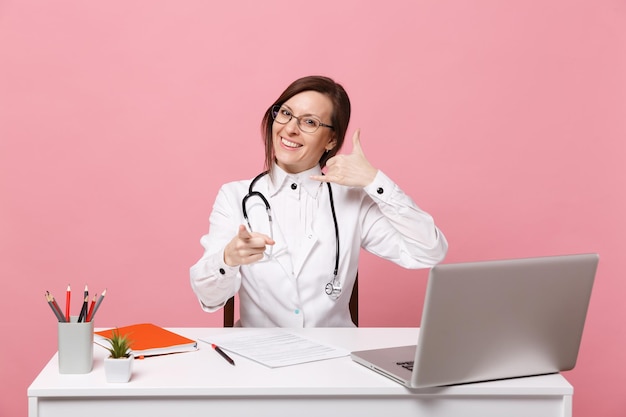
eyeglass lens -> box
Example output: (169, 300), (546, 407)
(271, 105), (323, 133)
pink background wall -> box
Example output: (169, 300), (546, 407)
(1, 1), (624, 415)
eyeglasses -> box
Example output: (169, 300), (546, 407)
(271, 105), (334, 133)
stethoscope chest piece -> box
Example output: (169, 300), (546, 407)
(325, 281), (342, 300)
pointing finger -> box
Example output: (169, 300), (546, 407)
(237, 224), (252, 240)
(238, 224), (275, 245)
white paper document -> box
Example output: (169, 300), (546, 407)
(200, 329), (349, 368)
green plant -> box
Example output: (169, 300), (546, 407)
(105, 329), (133, 359)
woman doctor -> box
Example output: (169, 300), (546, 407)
(190, 75), (448, 327)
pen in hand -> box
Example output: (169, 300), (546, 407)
(212, 344), (235, 366)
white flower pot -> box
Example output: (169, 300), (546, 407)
(104, 355), (134, 383)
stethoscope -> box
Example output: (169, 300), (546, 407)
(241, 171), (342, 300)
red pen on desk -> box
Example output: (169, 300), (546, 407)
(212, 344), (235, 366)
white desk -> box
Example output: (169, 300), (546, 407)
(28, 328), (573, 417)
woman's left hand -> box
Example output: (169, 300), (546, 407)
(311, 129), (378, 188)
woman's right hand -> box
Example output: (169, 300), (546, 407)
(223, 225), (275, 266)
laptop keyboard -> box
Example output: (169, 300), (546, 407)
(397, 361), (414, 371)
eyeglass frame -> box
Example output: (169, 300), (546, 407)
(271, 105), (335, 133)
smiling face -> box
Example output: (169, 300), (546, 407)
(272, 91), (336, 174)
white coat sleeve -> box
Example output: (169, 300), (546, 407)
(189, 186), (242, 312)
(360, 170), (448, 268)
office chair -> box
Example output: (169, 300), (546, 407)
(223, 273), (359, 327)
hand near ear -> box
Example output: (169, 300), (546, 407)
(311, 129), (378, 187)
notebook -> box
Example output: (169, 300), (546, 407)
(351, 253), (598, 388)
(95, 323), (198, 357)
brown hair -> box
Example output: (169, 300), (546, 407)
(261, 75), (351, 173)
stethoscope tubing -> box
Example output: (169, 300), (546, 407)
(242, 171), (342, 299)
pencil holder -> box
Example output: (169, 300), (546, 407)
(57, 316), (94, 374)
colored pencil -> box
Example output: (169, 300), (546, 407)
(51, 296), (65, 322)
(65, 284), (71, 322)
(90, 289), (107, 321)
(77, 285), (88, 322)
(45, 292), (65, 322)
(86, 294), (97, 322)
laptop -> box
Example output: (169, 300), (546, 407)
(351, 253), (598, 388)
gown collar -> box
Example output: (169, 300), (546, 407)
(268, 164), (323, 199)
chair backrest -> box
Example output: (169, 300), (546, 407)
(223, 272), (359, 327)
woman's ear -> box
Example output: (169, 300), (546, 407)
(325, 136), (337, 151)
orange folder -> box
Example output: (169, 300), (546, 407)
(95, 323), (197, 357)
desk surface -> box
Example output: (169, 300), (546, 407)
(28, 328), (573, 417)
